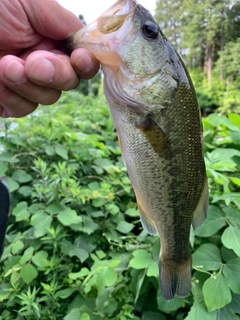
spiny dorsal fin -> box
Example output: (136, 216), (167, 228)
(136, 115), (172, 160)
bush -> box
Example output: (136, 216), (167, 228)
(0, 92), (240, 319)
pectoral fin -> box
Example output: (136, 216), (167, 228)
(192, 173), (208, 230)
(136, 115), (172, 160)
(136, 195), (158, 236)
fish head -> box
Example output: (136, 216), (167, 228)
(66, 0), (189, 107)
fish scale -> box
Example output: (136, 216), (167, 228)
(65, 0), (208, 301)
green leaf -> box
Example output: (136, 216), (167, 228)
(192, 243), (222, 271)
(20, 247), (34, 265)
(46, 203), (64, 214)
(222, 206), (240, 227)
(222, 258), (240, 294)
(157, 293), (184, 314)
(104, 268), (118, 287)
(203, 273), (232, 312)
(116, 221), (134, 234)
(80, 313), (90, 320)
(31, 213), (52, 237)
(129, 250), (153, 269)
(20, 264), (38, 284)
(64, 308), (81, 320)
(69, 268), (89, 280)
(11, 240), (24, 255)
(195, 205), (226, 237)
(55, 288), (76, 299)
(4, 177), (19, 192)
(18, 186), (32, 197)
(142, 311), (166, 320)
(105, 203), (119, 215)
(0, 161), (8, 176)
(32, 251), (49, 268)
(12, 169), (32, 183)
(147, 261), (158, 278)
(69, 248), (89, 263)
(185, 279), (217, 320)
(55, 145), (68, 159)
(217, 306), (239, 320)
(222, 226), (240, 256)
(125, 208), (139, 217)
(12, 202), (30, 222)
(57, 209), (82, 226)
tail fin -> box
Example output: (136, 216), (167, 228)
(159, 256), (192, 301)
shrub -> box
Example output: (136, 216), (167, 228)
(0, 92), (240, 319)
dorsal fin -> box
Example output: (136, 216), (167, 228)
(136, 115), (172, 160)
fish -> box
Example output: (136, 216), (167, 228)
(65, 0), (208, 301)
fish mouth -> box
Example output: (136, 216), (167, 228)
(65, 0), (138, 65)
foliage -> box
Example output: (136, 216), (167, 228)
(155, 0), (240, 113)
(0, 91), (240, 319)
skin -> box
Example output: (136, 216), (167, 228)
(0, 0), (100, 118)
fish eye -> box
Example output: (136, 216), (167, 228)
(142, 21), (159, 39)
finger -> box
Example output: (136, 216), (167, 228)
(0, 83), (38, 118)
(0, 55), (62, 105)
(70, 48), (100, 80)
(25, 50), (80, 90)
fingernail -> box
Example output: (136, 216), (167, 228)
(75, 53), (93, 73)
(5, 60), (27, 84)
(29, 58), (54, 83)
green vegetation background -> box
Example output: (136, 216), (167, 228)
(0, 88), (240, 319)
(0, 0), (240, 319)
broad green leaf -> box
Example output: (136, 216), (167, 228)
(12, 202), (30, 222)
(125, 208), (139, 217)
(147, 261), (158, 277)
(142, 311), (166, 320)
(222, 258), (240, 294)
(222, 206), (240, 227)
(11, 240), (24, 255)
(12, 169), (32, 183)
(103, 268), (118, 286)
(116, 221), (134, 234)
(96, 250), (106, 260)
(18, 186), (32, 197)
(46, 203), (65, 215)
(217, 305), (239, 320)
(105, 203), (119, 215)
(69, 268), (89, 280)
(185, 279), (216, 320)
(0, 161), (8, 176)
(92, 198), (106, 207)
(157, 293), (184, 313)
(195, 205), (226, 237)
(203, 273), (232, 312)
(63, 308), (81, 320)
(20, 264), (38, 284)
(222, 226), (240, 256)
(4, 177), (19, 192)
(230, 177), (240, 187)
(69, 248), (89, 263)
(0, 152), (17, 163)
(55, 288), (76, 299)
(57, 209), (82, 226)
(129, 250), (153, 269)
(229, 113), (240, 127)
(20, 247), (34, 265)
(192, 243), (222, 271)
(31, 213), (52, 237)
(32, 251), (49, 268)
(80, 314), (90, 320)
(55, 145), (68, 159)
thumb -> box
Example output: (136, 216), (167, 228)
(22, 0), (84, 39)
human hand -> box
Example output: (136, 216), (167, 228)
(0, 0), (99, 118)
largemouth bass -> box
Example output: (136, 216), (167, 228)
(66, 0), (208, 301)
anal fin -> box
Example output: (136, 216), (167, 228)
(192, 173), (209, 230)
(136, 196), (158, 236)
